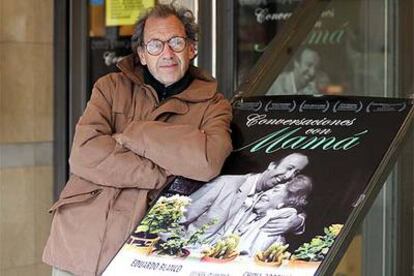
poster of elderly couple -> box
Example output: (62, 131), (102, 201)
(104, 95), (413, 276)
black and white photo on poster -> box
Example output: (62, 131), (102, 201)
(184, 153), (312, 258)
(103, 95), (413, 276)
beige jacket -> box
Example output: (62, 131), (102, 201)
(43, 55), (232, 275)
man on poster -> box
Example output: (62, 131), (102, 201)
(266, 47), (323, 95)
(43, 3), (232, 276)
(184, 153), (309, 243)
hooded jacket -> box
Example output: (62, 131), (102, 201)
(43, 54), (233, 275)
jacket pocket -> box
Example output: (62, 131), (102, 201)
(49, 175), (103, 213)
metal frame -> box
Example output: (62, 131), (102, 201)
(197, 0), (213, 76)
(394, 1), (414, 275)
(395, 126), (414, 276)
(69, 0), (89, 145)
(361, 1), (397, 275)
(53, 0), (69, 200)
(53, 0), (89, 198)
(215, 0), (236, 99)
(363, 1), (414, 275)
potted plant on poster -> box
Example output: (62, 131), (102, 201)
(128, 195), (191, 254)
(201, 234), (240, 263)
(254, 242), (291, 267)
(288, 224), (343, 268)
(156, 219), (217, 258)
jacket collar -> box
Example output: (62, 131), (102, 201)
(143, 66), (193, 101)
(117, 54), (218, 103)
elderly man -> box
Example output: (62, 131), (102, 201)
(233, 174), (313, 256)
(184, 153), (309, 244)
(43, 4), (232, 276)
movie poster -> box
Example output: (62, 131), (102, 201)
(103, 96), (413, 276)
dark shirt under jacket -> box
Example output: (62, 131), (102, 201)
(143, 66), (194, 102)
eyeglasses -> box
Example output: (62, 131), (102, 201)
(142, 36), (188, 56)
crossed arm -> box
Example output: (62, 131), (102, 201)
(69, 76), (232, 190)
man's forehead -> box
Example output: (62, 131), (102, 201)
(269, 183), (286, 193)
(280, 154), (308, 167)
(263, 185), (287, 199)
(144, 15), (186, 40)
(301, 49), (319, 63)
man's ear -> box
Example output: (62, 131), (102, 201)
(267, 162), (277, 170)
(188, 42), (196, 60)
(137, 47), (147, 65)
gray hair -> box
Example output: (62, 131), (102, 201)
(285, 174), (312, 210)
(130, 3), (199, 53)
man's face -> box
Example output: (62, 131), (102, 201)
(260, 154), (309, 191)
(293, 48), (320, 88)
(254, 184), (288, 214)
(138, 15), (196, 87)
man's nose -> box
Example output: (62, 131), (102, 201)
(308, 66), (316, 76)
(161, 43), (175, 58)
(285, 170), (295, 180)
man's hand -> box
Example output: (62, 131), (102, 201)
(262, 209), (303, 237)
(112, 133), (123, 146)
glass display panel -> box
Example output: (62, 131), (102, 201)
(236, 0), (302, 85)
(87, 0), (155, 94)
(236, 0), (391, 97)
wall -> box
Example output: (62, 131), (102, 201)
(0, 0), (54, 275)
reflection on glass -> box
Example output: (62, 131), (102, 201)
(237, 0), (389, 97)
(89, 0), (106, 37)
(236, 0), (302, 85)
(267, 1), (361, 96)
(87, 0), (155, 96)
(267, 47), (324, 95)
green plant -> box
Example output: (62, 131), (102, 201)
(202, 234), (240, 259)
(159, 236), (187, 256)
(135, 195), (191, 236)
(255, 242), (291, 264)
(293, 224), (343, 262)
(157, 219), (217, 256)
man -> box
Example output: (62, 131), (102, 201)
(266, 47), (321, 95)
(234, 175), (312, 256)
(184, 153), (309, 244)
(43, 4), (232, 276)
